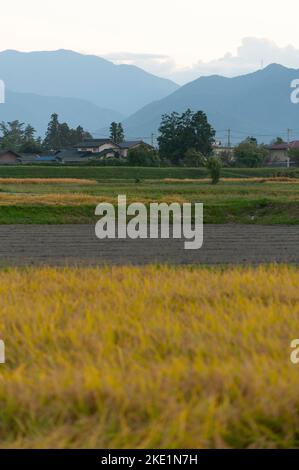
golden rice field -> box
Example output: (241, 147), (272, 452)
(163, 177), (299, 183)
(0, 178), (97, 185)
(0, 193), (193, 206)
(0, 193), (109, 205)
(0, 265), (299, 449)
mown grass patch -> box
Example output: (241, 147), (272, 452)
(0, 165), (297, 180)
(0, 200), (298, 224)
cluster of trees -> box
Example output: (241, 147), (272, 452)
(109, 122), (124, 144)
(233, 137), (268, 168)
(0, 121), (43, 154)
(127, 144), (160, 166)
(158, 109), (215, 165)
(43, 114), (91, 150)
(124, 109), (222, 182)
(123, 109), (282, 180)
(123, 109), (216, 168)
(0, 113), (92, 153)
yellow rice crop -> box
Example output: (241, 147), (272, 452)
(0, 178), (97, 185)
(0, 194), (189, 206)
(0, 193), (110, 205)
(0, 265), (299, 449)
(163, 177), (299, 183)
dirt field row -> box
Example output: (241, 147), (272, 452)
(0, 225), (298, 266)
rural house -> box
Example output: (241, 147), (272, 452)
(75, 139), (119, 154)
(0, 150), (22, 164)
(75, 139), (152, 159)
(212, 144), (235, 162)
(118, 141), (153, 158)
(55, 149), (92, 164)
(267, 141), (299, 165)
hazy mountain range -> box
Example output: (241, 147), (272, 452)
(0, 49), (299, 142)
(123, 64), (299, 142)
(0, 49), (179, 114)
(0, 49), (178, 135)
(0, 90), (124, 136)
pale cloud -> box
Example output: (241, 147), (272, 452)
(103, 52), (177, 80)
(106, 38), (299, 84)
(174, 38), (299, 83)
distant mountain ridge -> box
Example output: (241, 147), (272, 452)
(1, 54), (299, 142)
(123, 64), (299, 143)
(0, 49), (179, 116)
(0, 89), (123, 137)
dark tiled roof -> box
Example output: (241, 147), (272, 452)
(119, 140), (143, 149)
(268, 141), (299, 150)
(95, 149), (120, 158)
(20, 154), (40, 163)
(290, 141), (299, 149)
(75, 139), (114, 148)
(268, 143), (288, 150)
(0, 150), (21, 158)
(56, 150), (91, 161)
(36, 155), (58, 162)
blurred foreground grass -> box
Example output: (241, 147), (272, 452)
(0, 265), (299, 448)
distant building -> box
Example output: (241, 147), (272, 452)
(212, 145), (234, 158)
(75, 139), (119, 154)
(0, 150), (21, 164)
(55, 149), (91, 164)
(118, 141), (152, 158)
(0, 140), (154, 166)
(267, 141), (299, 166)
(20, 154), (40, 164)
(75, 139), (152, 158)
(36, 155), (59, 163)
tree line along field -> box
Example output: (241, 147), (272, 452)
(0, 166), (298, 224)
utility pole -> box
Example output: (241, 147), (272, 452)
(151, 133), (155, 147)
(227, 128), (231, 148)
(287, 128), (292, 168)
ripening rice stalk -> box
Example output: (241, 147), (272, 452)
(0, 193), (111, 205)
(0, 193), (189, 205)
(163, 177), (299, 183)
(0, 265), (298, 449)
(0, 178), (97, 185)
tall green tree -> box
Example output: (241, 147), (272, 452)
(183, 148), (205, 167)
(23, 124), (36, 142)
(127, 144), (160, 167)
(72, 126), (92, 144)
(59, 122), (72, 147)
(206, 157), (222, 184)
(43, 114), (92, 149)
(271, 136), (285, 145)
(158, 109), (215, 164)
(20, 124), (42, 153)
(110, 122), (124, 144)
(43, 113), (61, 150)
(0, 120), (25, 151)
(0, 121), (44, 153)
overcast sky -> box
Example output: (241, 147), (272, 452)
(1, 0), (299, 83)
